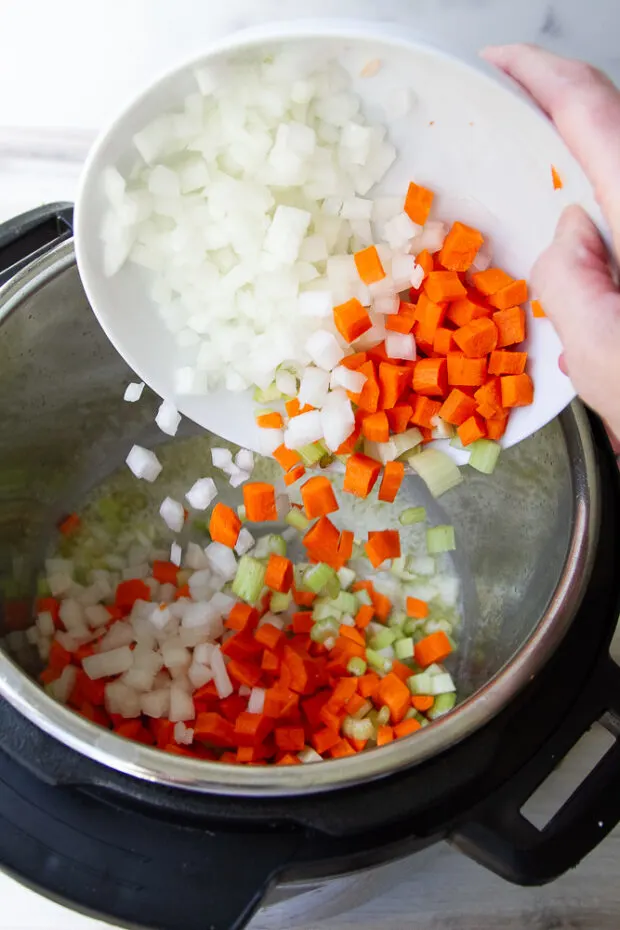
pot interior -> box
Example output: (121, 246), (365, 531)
(0, 251), (595, 793)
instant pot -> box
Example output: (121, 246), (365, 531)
(1, 204), (620, 930)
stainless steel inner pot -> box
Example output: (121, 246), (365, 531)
(0, 239), (599, 796)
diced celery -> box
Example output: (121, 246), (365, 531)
(432, 418), (455, 440)
(427, 692), (456, 719)
(426, 525), (456, 554)
(407, 672), (434, 695)
(408, 449), (463, 498)
(270, 591), (292, 613)
(355, 588), (372, 607)
(369, 628), (396, 651)
(399, 506), (427, 526)
(236, 505), (247, 523)
(253, 383), (282, 403)
(392, 427), (424, 458)
(391, 557), (416, 581)
(425, 663), (445, 676)
(337, 566), (356, 590)
(376, 705), (391, 726)
(430, 672), (456, 695)
(388, 609), (407, 629)
(410, 555), (435, 576)
(232, 556), (266, 605)
(394, 637), (414, 660)
(342, 716), (374, 741)
(347, 656), (367, 677)
(450, 435), (466, 450)
(468, 439), (501, 475)
(285, 509), (310, 531)
(351, 698), (373, 720)
(366, 648), (392, 674)
(310, 619), (338, 643)
(303, 562), (338, 595)
(404, 707), (419, 721)
(293, 563), (308, 588)
(298, 442), (327, 467)
(330, 591), (357, 615)
(254, 406), (275, 418)
(424, 618), (453, 635)
(254, 534), (287, 558)
(313, 602), (341, 622)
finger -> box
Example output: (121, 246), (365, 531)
(480, 44), (620, 250)
(532, 204), (620, 435)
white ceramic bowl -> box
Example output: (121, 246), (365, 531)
(74, 20), (601, 459)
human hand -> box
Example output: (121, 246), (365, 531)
(481, 44), (620, 444)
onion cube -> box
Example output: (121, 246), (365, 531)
(320, 389), (355, 452)
(235, 526), (255, 556)
(141, 689), (170, 718)
(84, 604), (111, 629)
(170, 542), (182, 566)
(298, 291), (333, 318)
(391, 254), (417, 289)
(235, 449), (254, 473)
(264, 205), (312, 264)
(155, 399), (181, 436)
(211, 447), (233, 470)
(305, 330), (344, 371)
(386, 331), (416, 361)
(169, 686), (195, 722)
(83, 646), (134, 680)
(126, 445), (162, 482)
(185, 477), (217, 510)
(159, 497), (185, 533)
(258, 428), (284, 456)
(284, 410), (323, 449)
(298, 367), (330, 407)
(123, 381), (145, 402)
(330, 365), (367, 393)
(36, 611), (55, 638)
(410, 263), (425, 289)
(382, 212), (421, 250)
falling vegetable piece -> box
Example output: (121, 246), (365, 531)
(531, 299), (546, 319)
(354, 245), (386, 285)
(551, 165), (563, 190)
(378, 461), (405, 503)
(243, 482), (277, 522)
(365, 529), (401, 568)
(209, 502), (242, 549)
(343, 453), (381, 498)
(438, 221), (484, 272)
(300, 475), (339, 518)
(404, 181), (434, 226)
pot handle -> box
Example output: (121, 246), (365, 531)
(0, 202), (73, 287)
(451, 652), (620, 884)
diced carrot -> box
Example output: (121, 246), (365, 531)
(370, 589), (391, 622)
(447, 353), (488, 387)
(424, 271), (467, 303)
(354, 245), (386, 286)
(446, 296), (490, 327)
(355, 604), (374, 629)
(36, 596), (60, 624)
(377, 725), (394, 746)
(551, 164), (563, 190)
(292, 612), (314, 634)
(378, 461), (405, 503)
(174, 584), (190, 600)
(300, 475), (338, 519)
(394, 718), (422, 738)
(274, 726), (305, 752)
(365, 529), (401, 568)
(390, 660), (412, 684)
(377, 672), (411, 724)
(471, 268), (514, 296)
(47, 639), (73, 673)
(367, 341), (390, 366)
(311, 727), (341, 755)
(386, 301), (416, 334)
(209, 502), (241, 549)
(330, 738), (357, 759)
(333, 297), (372, 343)
(416, 292), (446, 345)
(226, 603), (259, 631)
(404, 181), (434, 225)
(453, 318), (498, 358)
(415, 249), (434, 278)
(383, 405), (411, 434)
(58, 513), (80, 536)
(457, 413), (487, 446)
(151, 560), (178, 586)
(256, 412), (284, 429)
(292, 584), (316, 607)
(433, 327), (456, 355)
(341, 351), (368, 370)
(285, 398), (300, 417)
(486, 414), (508, 440)
(413, 358), (448, 397)
(362, 410), (390, 443)
(493, 306), (526, 347)
(264, 553), (294, 593)
(438, 221), (484, 272)
(194, 712), (235, 747)
(343, 453), (381, 498)
(243, 482), (277, 522)
(501, 373), (534, 408)
(303, 516), (341, 564)
(115, 579), (150, 610)
(358, 673), (380, 700)
(227, 658), (263, 688)
(415, 631), (453, 668)
(410, 395), (442, 429)
(531, 299), (546, 319)
(488, 350), (527, 376)
(273, 444), (301, 471)
(234, 712), (273, 747)
(337, 530), (354, 563)
(489, 279), (528, 310)
(254, 622), (284, 651)
(284, 464), (306, 486)
(439, 388), (478, 426)
(406, 597), (429, 619)
(338, 625), (365, 649)
(261, 649), (281, 673)
(276, 753), (302, 765)
(378, 362), (412, 409)
(411, 695), (435, 712)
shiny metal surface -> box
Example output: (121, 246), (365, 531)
(0, 240), (599, 796)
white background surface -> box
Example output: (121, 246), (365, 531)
(0, 1), (620, 928)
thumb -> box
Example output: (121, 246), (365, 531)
(532, 204), (620, 436)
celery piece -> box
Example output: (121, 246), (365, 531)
(404, 617), (426, 637)
(450, 435), (466, 450)
(424, 618), (453, 635)
(232, 556), (266, 605)
(298, 442), (327, 467)
(342, 716), (374, 741)
(399, 506), (427, 526)
(253, 383), (282, 403)
(330, 591), (357, 615)
(293, 563), (308, 588)
(310, 619), (338, 643)
(425, 663), (445, 676)
(408, 448), (463, 498)
(355, 588), (372, 607)
(337, 566), (356, 590)
(254, 534), (286, 559)
(407, 672), (434, 695)
(427, 692), (457, 719)
(388, 609), (407, 630)
(394, 637), (414, 660)
(313, 602), (341, 622)
(392, 427), (424, 458)
(468, 439), (501, 475)
(347, 656), (367, 677)
(236, 505), (247, 523)
(366, 648), (391, 673)
(430, 672), (456, 695)
(325, 574), (341, 599)
(303, 562), (338, 595)
(369, 628), (396, 651)
(285, 509), (310, 531)
(376, 705), (391, 726)
(426, 525), (456, 555)
(270, 591), (292, 613)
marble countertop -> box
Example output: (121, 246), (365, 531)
(0, 1), (619, 928)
